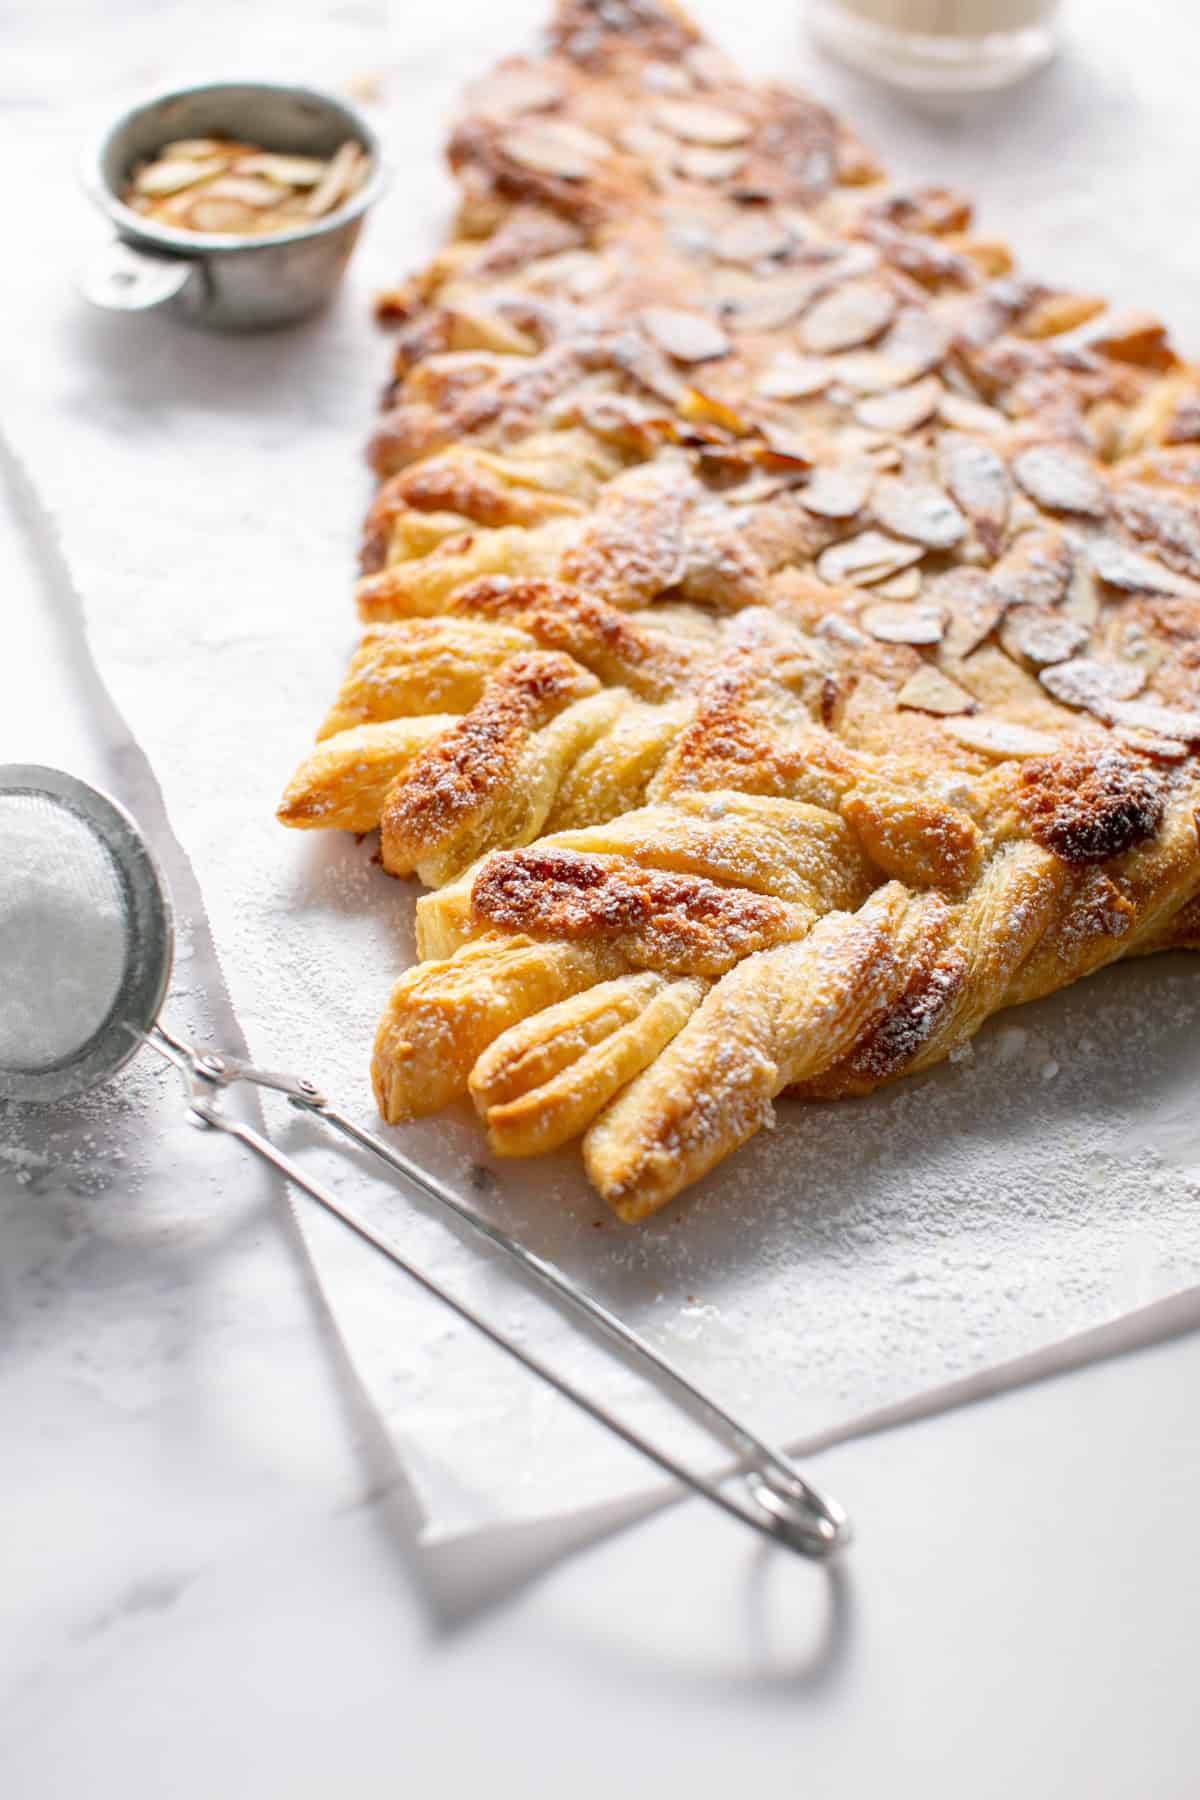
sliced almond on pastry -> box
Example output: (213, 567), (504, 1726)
(1103, 698), (1200, 742)
(654, 100), (752, 145)
(801, 460), (874, 519)
(816, 529), (925, 585)
(935, 574), (1006, 660)
(939, 435), (1013, 558)
(938, 391), (1008, 433)
(873, 476), (967, 550)
(672, 144), (748, 182)
(999, 605), (1090, 668)
(640, 306), (731, 363)
(800, 279), (897, 354)
(897, 666), (976, 715)
(1039, 657), (1148, 717)
(1012, 445), (1108, 518)
(872, 566), (922, 600)
(1088, 538), (1196, 596)
(854, 376), (941, 433)
(861, 601), (945, 644)
(755, 351), (835, 399)
(502, 120), (608, 180)
(943, 716), (1061, 758)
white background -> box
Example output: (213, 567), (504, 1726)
(3, 2), (1200, 1793)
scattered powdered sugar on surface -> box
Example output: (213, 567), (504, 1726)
(0, 796), (127, 1069)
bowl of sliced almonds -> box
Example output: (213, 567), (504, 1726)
(82, 81), (384, 329)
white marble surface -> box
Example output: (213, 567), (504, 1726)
(3, 1), (1200, 1792)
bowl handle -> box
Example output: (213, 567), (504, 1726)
(81, 238), (199, 312)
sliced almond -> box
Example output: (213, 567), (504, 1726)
(1057, 306), (1173, 371)
(672, 144), (748, 182)
(197, 175), (282, 209)
(756, 423), (815, 467)
(1111, 483), (1200, 583)
(305, 140), (368, 216)
(472, 65), (564, 116)
(999, 605), (1090, 668)
(828, 307), (951, 394)
(714, 214), (792, 265)
(897, 666), (976, 715)
(943, 716), (1061, 758)
(722, 469), (809, 505)
(640, 306), (730, 363)
(800, 280), (897, 354)
(641, 61), (692, 95)
(755, 351), (834, 399)
(654, 100), (752, 146)
(182, 196), (257, 232)
(828, 351), (912, 394)
(990, 529), (1074, 609)
(1103, 614), (1164, 680)
(663, 210), (715, 257)
(939, 436), (1012, 558)
(612, 336), (686, 405)
(535, 249), (614, 298)
(816, 530), (925, 586)
(720, 275), (830, 333)
(234, 153), (328, 187)
(861, 601), (945, 645)
(1112, 727), (1188, 762)
(1060, 560), (1101, 628)
(160, 138), (231, 160)
(1021, 292), (1106, 340)
(502, 120), (606, 181)
(825, 242), (884, 283)
(1038, 656), (1146, 715)
(873, 566), (922, 600)
(1012, 445), (1108, 518)
(686, 43), (739, 87)
(876, 306), (954, 380)
(928, 569), (1006, 661)
(938, 391), (1008, 433)
(854, 376), (942, 434)
(1088, 538), (1195, 597)
(873, 476), (967, 550)
(801, 461), (875, 519)
(621, 120), (676, 162)
(133, 158), (223, 196)
(1103, 698), (1200, 743)
(816, 613), (870, 649)
(680, 386), (748, 434)
(444, 303), (537, 355)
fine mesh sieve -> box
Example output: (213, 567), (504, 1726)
(0, 767), (172, 1103)
(0, 763), (850, 1560)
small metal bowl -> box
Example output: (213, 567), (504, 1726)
(81, 80), (385, 331)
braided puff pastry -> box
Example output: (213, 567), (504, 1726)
(279, 0), (1200, 1219)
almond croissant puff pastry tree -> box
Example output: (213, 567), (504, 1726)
(278, 0), (1200, 1221)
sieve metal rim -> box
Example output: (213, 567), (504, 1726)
(0, 765), (174, 1104)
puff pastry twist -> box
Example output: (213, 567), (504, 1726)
(279, 0), (1200, 1218)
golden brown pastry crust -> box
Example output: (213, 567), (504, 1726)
(280, 0), (1200, 1219)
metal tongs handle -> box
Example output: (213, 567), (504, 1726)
(147, 1022), (850, 1558)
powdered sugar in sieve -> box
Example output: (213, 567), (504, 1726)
(0, 792), (127, 1068)
(0, 766), (172, 1102)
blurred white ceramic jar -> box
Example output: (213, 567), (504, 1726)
(809, 0), (1061, 92)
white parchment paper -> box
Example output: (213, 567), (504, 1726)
(4, 0), (1199, 1535)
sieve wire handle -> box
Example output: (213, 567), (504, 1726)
(146, 1023), (850, 1559)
